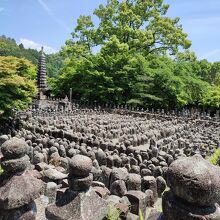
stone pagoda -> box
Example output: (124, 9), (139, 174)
(37, 46), (48, 99)
(32, 46), (72, 110)
(33, 46), (50, 109)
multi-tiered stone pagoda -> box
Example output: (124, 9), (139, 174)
(33, 46), (50, 108)
(37, 46), (48, 99)
(33, 46), (71, 110)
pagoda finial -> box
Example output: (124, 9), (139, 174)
(40, 46), (44, 53)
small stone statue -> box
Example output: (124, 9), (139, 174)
(0, 137), (44, 220)
(46, 155), (108, 220)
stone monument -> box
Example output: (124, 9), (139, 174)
(46, 155), (108, 220)
(33, 46), (49, 109)
(37, 46), (48, 99)
(32, 47), (71, 111)
(162, 155), (220, 220)
(0, 137), (44, 220)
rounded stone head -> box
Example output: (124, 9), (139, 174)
(167, 154), (220, 206)
(1, 137), (30, 174)
(68, 155), (93, 191)
(1, 137), (28, 159)
(69, 154), (93, 177)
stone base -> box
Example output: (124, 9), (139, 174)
(68, 173), (93, 191)
(0, 202), (37, 220)
(46, 188), (108, 220)
(125, 190), (148, 219)
(162, 191), (220, 220)
(33, 99), (72, 111)
(0, 171), (44, 210)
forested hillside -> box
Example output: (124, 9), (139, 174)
(0, 35), (63, 78)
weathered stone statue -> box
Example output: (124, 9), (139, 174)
(162, 154), (220, 220)
(46, 155), (108, 220)
(0, 137), (44, 220)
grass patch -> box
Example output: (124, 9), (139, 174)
(106, 204), (122, 220)
(139, 209), (144, 220)
(0, 165), (3, 175)
(207, 148), (220, 165)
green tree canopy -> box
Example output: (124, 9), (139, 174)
(63, 0), (191, 57)
(0, 56), (37, 117)
(52, 0), (219, 110)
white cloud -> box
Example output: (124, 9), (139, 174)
(19, 38), (57, 54)
(0, 7), (4, 13)
(37, 0), (71, 33)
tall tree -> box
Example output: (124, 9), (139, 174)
(63, 0), (191, 57)
(55, 0), (191, 107)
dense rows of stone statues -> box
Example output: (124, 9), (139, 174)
(0, 107), (220, 219)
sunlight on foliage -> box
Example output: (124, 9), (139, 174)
(107, 204), (121, 220)
(207, 148), (220, 165)
(0, 56), (37, 117)
(139, 209), (144, 220)
(0, 166), (3, 175)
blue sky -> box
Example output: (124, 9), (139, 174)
(0, 0), (220, 62)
